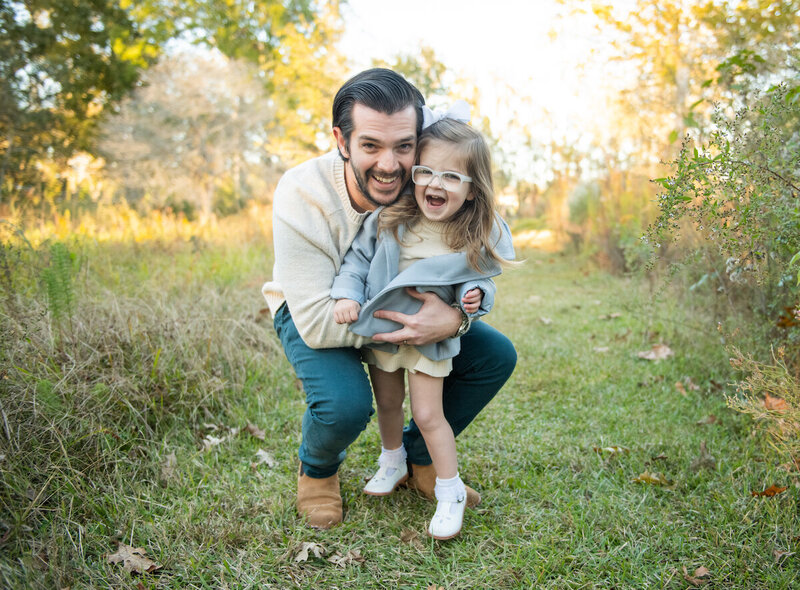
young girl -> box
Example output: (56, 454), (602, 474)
(331, 105), (514, 539)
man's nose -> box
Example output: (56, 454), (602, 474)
(376, 149), (397, 172)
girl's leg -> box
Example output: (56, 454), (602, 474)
(407, 372), (457, 479)
(408, 371), (467, 539)
(363, 366), (409, 496)
(368, 366), (405, 450)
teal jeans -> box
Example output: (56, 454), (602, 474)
(273, 303), (516, 478)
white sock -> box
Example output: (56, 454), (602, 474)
(378, 445), (407, 474)
(434, 473), (466, 503)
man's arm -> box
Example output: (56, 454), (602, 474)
(272, 180), (369, 350)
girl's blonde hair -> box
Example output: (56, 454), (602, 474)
(378, 118), (506, 271)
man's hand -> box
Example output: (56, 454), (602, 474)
(461, 287), (483, 314)
(334, 299), (361, 324)
(371, 289), (461, 346)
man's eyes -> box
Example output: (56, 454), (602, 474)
(359, 143), (414, 152)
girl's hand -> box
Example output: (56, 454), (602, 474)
(462, 287), (483, 314)
(334, 299), (361, 324)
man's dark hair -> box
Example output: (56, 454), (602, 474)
(332, 68), (425, 147)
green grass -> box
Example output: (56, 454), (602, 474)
(1, 233), (798, 589)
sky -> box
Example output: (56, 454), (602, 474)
(339, 0), (632, 178)
(337, 0), (633, 180)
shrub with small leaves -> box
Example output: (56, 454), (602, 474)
(649, 84), (800, 363)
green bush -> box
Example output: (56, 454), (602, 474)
(650, 85), (800, 364)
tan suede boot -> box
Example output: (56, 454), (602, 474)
(405, 463), (481, 508)
(296, 466), (342, 529)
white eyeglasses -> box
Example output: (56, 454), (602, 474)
(411, 165), (472, 191)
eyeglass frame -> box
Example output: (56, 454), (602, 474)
(411, 165), (473, 190)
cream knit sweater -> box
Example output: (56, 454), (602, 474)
(262, 150), (371, 349)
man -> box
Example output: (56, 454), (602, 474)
(262, 68), (516, 529)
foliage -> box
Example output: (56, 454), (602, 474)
(127, 0), (346, 166)
(99, 51), (277, 217)
(2, 0), (346, 208)
(372, 45), (451, 106)
(650, 86), (800, 352)
(39, 241), (77, 336)
(727, 347), (800, 467)
(0, 0), (159, 205)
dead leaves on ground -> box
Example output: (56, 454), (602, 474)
(763, 392), (790, 412)
(637, 343), (675, 361)
(681, 566), (711, 587)
(675, 376), (701, 396)
(593, 445), (629, 456)
(106, 543), (162, 574)
(751, 484), (788, 497)
(632, 470), (674, 486)
(292, 542), (364, 568)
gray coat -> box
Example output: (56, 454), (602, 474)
(330, 209), (515, 361)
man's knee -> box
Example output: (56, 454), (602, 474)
(308, 393), (373, 434)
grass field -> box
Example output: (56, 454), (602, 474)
(1, 216), (798, 588)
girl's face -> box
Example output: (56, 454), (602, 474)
(413, 139), (474, 223)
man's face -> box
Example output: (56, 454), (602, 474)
(333, 103), (417, 212)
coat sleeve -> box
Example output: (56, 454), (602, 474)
(456, 277), (496, 318)
(330, 212), (379, 304)
(272, 175), (368, 349)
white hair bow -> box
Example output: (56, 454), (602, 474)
(422, 100), (471, 129)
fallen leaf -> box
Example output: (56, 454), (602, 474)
(539, 317), (553, 325)
(327, 549), (365, 567)
(696, 415), (717, 425)
(293, 542), (326, 562)
(751, 484), (787, 497)
(774, 549), (795, 564)
(599, 312), (622, 320)
(632, 470), (673, 486)
(202, 423), (219, 431)
(637, 343), (674, 361)
(400, 528), (424, 549)
(682, 566), (710, 586)
(201, 435), (225, 451)
(426, 586), (445, 590)
(593, 346), (610, 353)
(650, 454), (668, 462)
(159, 452), (177, 484)
(764, 393), (789, 412)
(593, 446), (629, 455)
(690, 441), (716, 472)
(253, 449), (277, 468)
(675, 381), (687, 396)
(245, 423), (266, 440)
(684, 376), (700, 391)
(106, 543), (162, 574)
(614, 328), (632, 341)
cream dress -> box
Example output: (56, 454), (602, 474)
(363, 218), (457, 378)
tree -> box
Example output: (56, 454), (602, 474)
(99, 51), (275, 217)
(126, 0), (346, 166)
(0, 0), (159, 205)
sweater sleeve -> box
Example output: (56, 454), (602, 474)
(271, 167), (369, 350)
(330, 211), (379, 304)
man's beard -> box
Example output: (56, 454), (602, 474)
(351, 162), (409, 209)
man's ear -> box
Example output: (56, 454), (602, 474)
(332, 127), (349, 161)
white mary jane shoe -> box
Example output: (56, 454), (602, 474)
(427, 497), (466, 540)
(363, 462), (408, 496)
